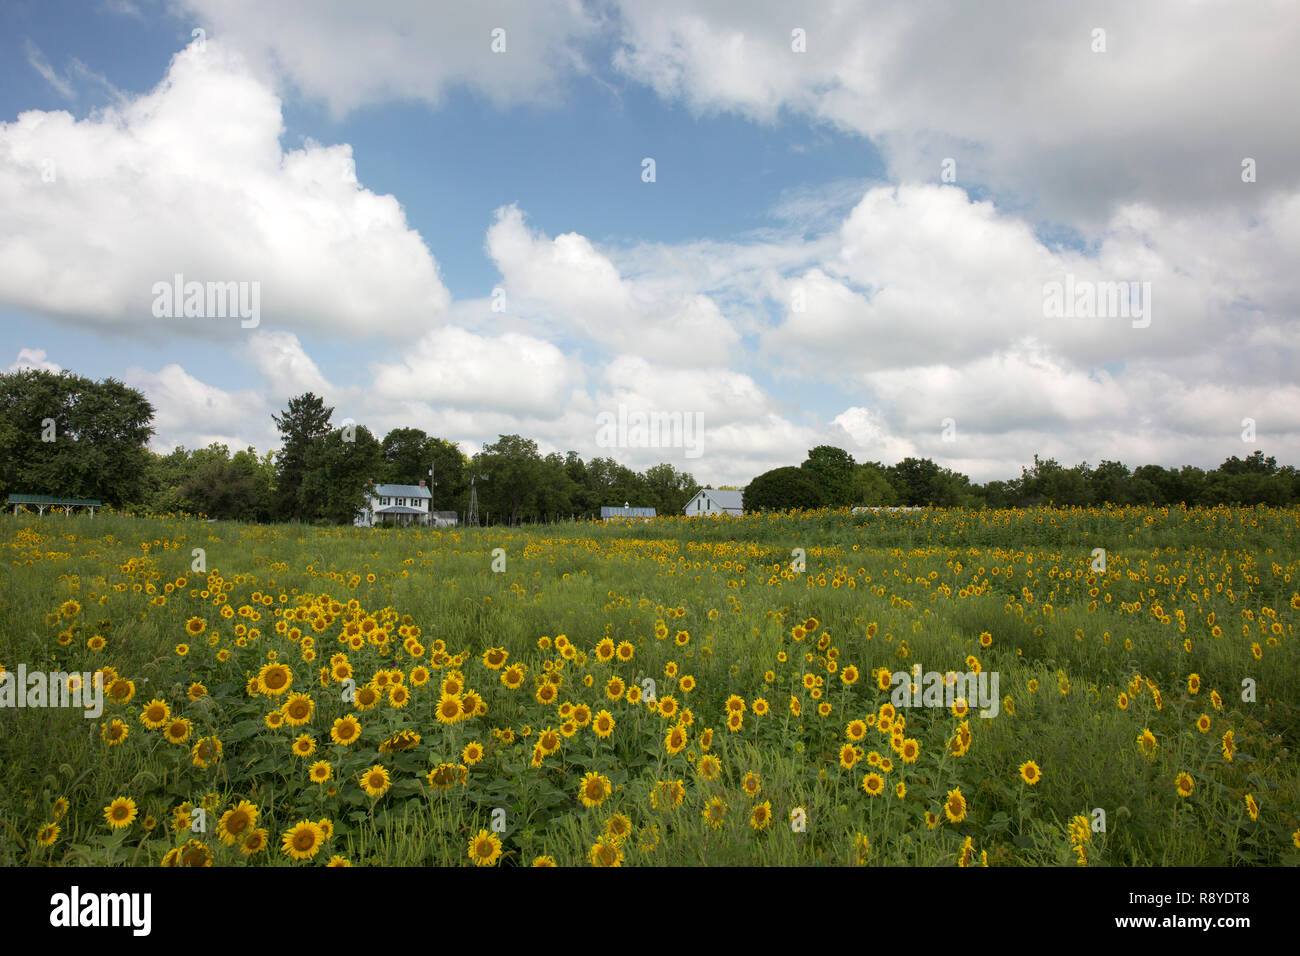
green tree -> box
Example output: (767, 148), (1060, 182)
(562, 452), (595, 516)
(381, 427), (432, 485)
(1015, 456), (1092, 506)
(743, 466), (824, 512)
(298, 425), (383, 524)
(381, 427), (468, 515)
(426, 437), (469, 516)
(850, 461), (898, 506)
(585, 457), (643, 512)
(0, 369), (154, 507)
(535, 452), (580, 521)
(271, 393), (333, 521)
(1219, 450), (1277, 476)
(642, 462), (700, 516)
(474, 434), (543, 525)
(801, 445), (856, 506)
(887, 457), (942, 506)
(1091, 460), (1133, 505)
(174, 444), (263, 520)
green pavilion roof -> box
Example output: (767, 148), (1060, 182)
(6, 494), (103, 506)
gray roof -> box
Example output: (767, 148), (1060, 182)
(372, 483), (431, 498)
(432, 511), (459, 520)
(375, 505), (426, 515)
(696, 488), (743, 510)
(601, 506), (656, 518)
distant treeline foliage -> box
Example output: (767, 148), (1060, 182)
(1, 373), (1296, 523)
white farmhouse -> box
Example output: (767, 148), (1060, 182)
(683, 488), (744, 516)
(355, 481), (432, 527)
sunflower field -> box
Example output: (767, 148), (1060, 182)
(1, 505), (1298, 866)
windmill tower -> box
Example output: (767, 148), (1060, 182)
(467, 475), (481, 527)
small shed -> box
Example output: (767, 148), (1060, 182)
(601, 503), (656, 521)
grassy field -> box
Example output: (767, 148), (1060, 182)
(1, 505), (1298, 866)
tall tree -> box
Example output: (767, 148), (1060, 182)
(850, 461), (897, 506)
(426, 437), (469, 515)
(175, 444), (261, 520)
(1091, 460), (1133, 506)
(271, 393), (333, 521)
(381, 427), (431, 485)
(474, 434), (542, 525)
(298, 425), (384, 524)
(744, 466), (824, 512)
(801, 445), (856, 506)
(887, 457), (943, 506)
(536, 452), (579, 520)
(0, 369), (154, 506)
(642, 462), (699, 515)
(380, 428), (469, 514)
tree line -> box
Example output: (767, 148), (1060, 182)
(0, 373), (701, 523)
(745, 445), (1300, 511)
(2, 370), (1297, 524)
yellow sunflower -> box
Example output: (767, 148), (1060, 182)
(191, 735), (222, 768)
(139, 698), (170, 729)
(359, 765), (391, 798)
(468, 829), (503, 866)
(944, 787), (967, 823)
(103, 796), (138, 829)
(281, 820), (325, 860)
(578, 771), (612, 808)
(216, 800), (259, 846)
(330, 715), (362, 746)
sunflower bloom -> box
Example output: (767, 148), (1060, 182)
(468, 829), (503, 866)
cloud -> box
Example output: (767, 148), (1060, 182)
(609, 0), (1300, 222)
(827, 343), (1300, 483)
(246, 331), (335, 404)
(763, 184), (1300, 379)
(486, 204), (741, 365)
(0, 39), (450, 340)
(369, 325), (583, 418)
(7, 347), (62, 374)
(124, 362), (269, 452)
(173, 0), (604, 118)
(830, 406), (916, 466)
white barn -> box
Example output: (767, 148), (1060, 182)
(683, 488), (744, 516)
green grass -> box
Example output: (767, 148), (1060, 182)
(1, 505), (1297, 866)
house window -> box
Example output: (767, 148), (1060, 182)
(381, 497), (390, 506)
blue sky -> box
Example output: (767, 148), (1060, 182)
(1, 1), (1297, 484)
